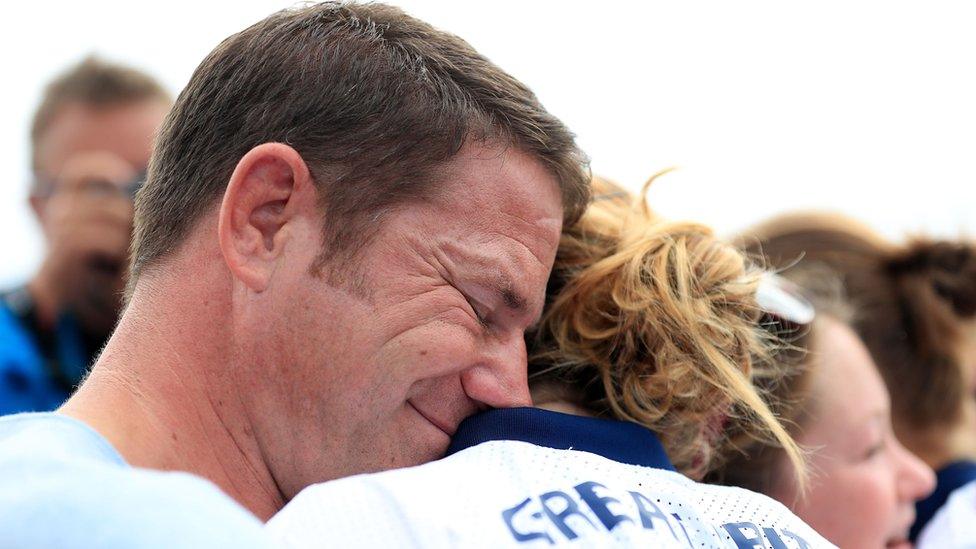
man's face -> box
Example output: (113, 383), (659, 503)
(34, 100), (169, 184)
(250, 144), (564, 498)
(31, 100), (169, 332)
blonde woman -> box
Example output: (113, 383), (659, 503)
(265, 178), (832, 548)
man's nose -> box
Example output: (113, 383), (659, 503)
(460, 332), (532, 409)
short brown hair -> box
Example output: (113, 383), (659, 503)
(132, 2), (589, 282)
(30, 55), (170, 176)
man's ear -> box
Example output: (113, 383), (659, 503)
(218, 143), (315, 292)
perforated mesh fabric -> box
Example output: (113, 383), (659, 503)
(267, 440), (835, 548)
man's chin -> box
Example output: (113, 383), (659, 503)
(405, 401), (453, 456)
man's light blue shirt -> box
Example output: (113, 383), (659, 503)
(0, 412), (273, 548)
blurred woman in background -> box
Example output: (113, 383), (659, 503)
(737, 212), (975, 540)
(707, 267), (934, 549)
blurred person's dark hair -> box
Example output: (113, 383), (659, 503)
(30, 55), (170, 190)
(133, 1), (590, 287)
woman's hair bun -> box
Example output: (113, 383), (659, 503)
(888, 240), (976, 319)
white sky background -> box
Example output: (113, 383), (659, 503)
(2, 1), (974, 286)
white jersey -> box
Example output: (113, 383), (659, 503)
(268, 408), (833, 548)
(917, 480), (976, 549)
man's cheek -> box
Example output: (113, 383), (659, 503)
(393, 322), (480, 380)
(426, 333), (480, 376)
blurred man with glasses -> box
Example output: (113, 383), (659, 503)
(0, 57), (170, 414)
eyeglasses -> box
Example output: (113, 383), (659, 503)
(32, 169), (148, 200)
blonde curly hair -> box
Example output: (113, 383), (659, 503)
(528, 174), (804, 482)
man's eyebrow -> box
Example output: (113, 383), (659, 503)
(451, 243), (540, 323)
(500, 288), (527, 312)
(493, 277), (544, 328)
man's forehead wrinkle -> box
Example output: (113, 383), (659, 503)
(485, 226), (556, 270)
(494, 186), (561, 228)
(426, 246), (464, 298)
(437, 236), (542, 285)
(435, 237), (543, 313)
(498, 200), (562, 242)
(426, 188), (558, 270)
(430, 149), (561, 224)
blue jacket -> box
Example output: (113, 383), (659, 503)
(0, 287), (90, 415)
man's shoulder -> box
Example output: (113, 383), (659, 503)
(0, 413), (270, 548)
(0, 412), (124, 467)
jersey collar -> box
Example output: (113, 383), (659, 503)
(446, 407), (675, 471)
